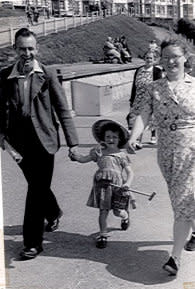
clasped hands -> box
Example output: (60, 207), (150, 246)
(69, 146), (80, 161)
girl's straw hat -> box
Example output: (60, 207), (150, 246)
(92, 119), (130, 148)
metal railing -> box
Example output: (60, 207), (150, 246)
(0, 9), (120, 48)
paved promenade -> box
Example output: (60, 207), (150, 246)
(1, 100), (195, 289)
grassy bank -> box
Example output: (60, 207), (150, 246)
(0, 7), (25, 17)
(0, 15), (162, 67)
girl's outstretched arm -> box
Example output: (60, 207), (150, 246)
(69, 151), (93, 163)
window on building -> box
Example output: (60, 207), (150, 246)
(167, 6), (173, 16)
(60, 1), (65, 9)
(156, 5), (160, 14)
(173, 6), (177, 16)
(160, 6), (165, 15)
(145, 7), (151, 15)
(135, 5), (139, 15)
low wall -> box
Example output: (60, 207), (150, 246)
(56, 61), (144, 116)
(72, 69), (136, 103)
(60, 69), (136, 115)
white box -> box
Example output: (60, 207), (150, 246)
(71, 80), (113, 116)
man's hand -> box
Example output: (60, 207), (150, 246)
(69, 146), (79, 161)
(0, 134), (5, 150)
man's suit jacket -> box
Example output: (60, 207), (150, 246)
(0, 63), (79, 154)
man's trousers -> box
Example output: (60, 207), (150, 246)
(17, 126), (61, 248)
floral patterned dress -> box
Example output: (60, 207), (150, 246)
(137, 74), (195, 220)
(132, 66), (154, 112)
(87, 149), (131, 210)
(129, 66), (154, 128)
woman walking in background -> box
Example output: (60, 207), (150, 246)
(127, 49), (163, 148)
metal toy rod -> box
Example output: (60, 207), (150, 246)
(109, 183), (156, 201)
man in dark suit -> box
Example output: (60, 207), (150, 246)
(0, 28), (79, 259)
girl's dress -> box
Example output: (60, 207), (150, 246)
(87, 149), (131, 210)
(136, 74), (195, 221)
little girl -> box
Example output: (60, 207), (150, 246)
(70, 119), (135, 249)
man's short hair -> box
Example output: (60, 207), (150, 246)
(15, 28), (37, 44)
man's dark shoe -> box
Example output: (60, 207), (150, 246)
(45, 210), (63, 232)
(162, 257), (179, 275)
(96, 236), (107, 249)
(20, 246), (43, 260)
(184, 235), (195, 251)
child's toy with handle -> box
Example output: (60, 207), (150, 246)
(99, 181), (136, 210)
(129, 188), (156, 201)
(119, 185), (136, 209)
(109, 183), (156, 201)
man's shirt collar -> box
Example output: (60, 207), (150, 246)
(8, 59), (43, 79)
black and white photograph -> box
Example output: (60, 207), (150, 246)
(0, 1), (195, 288)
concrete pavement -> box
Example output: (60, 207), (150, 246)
(1, 100), (195, 289)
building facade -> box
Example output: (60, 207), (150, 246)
(127, 0), (195, 20)
(53, 0), (195, 18)
(1, 0), (195, 19)
(0, 0), (50, 8)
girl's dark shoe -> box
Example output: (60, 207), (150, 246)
(121, 211), (130, 230)
(162, 257), (179, 275)
(184, 235), (195, 251)
(96, 236), (107, 249)
(20, 246), (43, 259)
(121, 218), (130, 230)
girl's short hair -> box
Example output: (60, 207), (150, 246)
(161, 38), (188, 55)
(99, 123), (124, 147)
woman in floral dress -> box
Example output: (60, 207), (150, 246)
(128, 38), (195, 275)
(127, 50), (162, 147)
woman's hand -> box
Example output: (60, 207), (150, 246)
(126, 140), (136, 154)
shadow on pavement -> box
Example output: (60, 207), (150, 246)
(4, 225), (174, 286)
